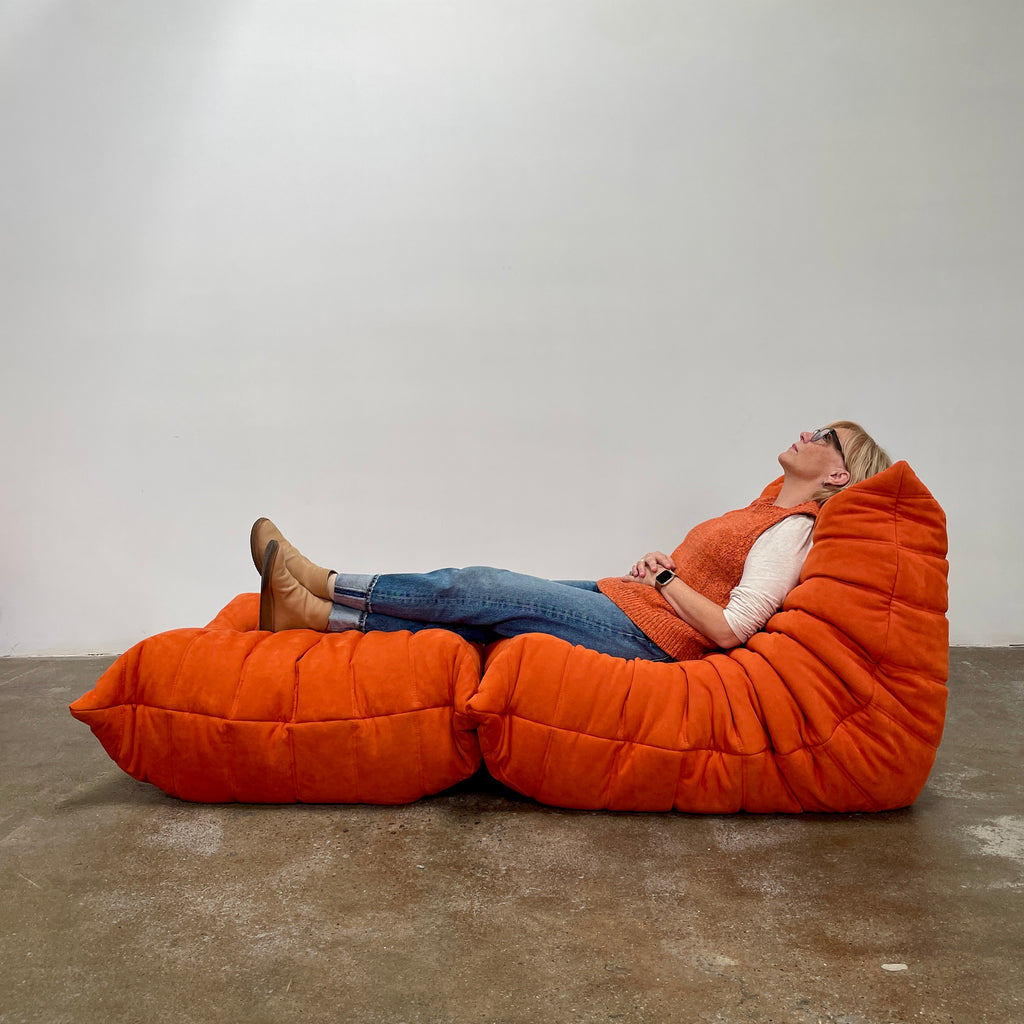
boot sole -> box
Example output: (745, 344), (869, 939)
(258, 539), (279, 632)
(250, 518), (270, 574)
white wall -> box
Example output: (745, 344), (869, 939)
(1, 1), (1021, 655)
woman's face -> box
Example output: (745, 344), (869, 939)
(778, 428), (849, 482)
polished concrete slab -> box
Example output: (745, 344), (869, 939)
(2, 649), (1021, 1024)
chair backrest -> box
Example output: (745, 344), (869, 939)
(743, 459), (949, 809)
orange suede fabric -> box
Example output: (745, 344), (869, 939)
(597, 486), (819, 659)
(468, 462), (948, 813)
(70, 461), (948, 813)
(69, 594), (483, 803)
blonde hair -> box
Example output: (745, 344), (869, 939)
(811, 420), (892, 504)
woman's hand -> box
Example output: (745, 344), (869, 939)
(622, 551), (676, 586)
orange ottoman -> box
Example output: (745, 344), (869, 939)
(468, 461), (949, 813)
(70, 594), (483, 803)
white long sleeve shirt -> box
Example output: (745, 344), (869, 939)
(721, 514), (815, 642)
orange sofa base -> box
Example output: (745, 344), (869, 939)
(71, 462), (948, 813)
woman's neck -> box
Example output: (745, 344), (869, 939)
(773, 478), (818, 508)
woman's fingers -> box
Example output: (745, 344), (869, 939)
(642, 552), (670, 572)
(628, 552), (675, 578)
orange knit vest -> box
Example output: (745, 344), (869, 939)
(597, 483), (819, 660)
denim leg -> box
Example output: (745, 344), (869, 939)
(329, 566), (672, 662)
(329, 603), (502, 645)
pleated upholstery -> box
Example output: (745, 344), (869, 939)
(71, 461), (947, 812)
(70, 594), (483, 804)
(467, 461), (948, 812)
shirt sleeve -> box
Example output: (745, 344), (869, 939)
(722, 515), (815, 642)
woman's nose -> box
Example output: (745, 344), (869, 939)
(799, 431), (813, 443)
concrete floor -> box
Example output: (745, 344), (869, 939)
(1, 650), (1022, 1024)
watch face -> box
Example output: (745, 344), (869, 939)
(656, 569), (674, 586)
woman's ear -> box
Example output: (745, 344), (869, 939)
(826, 467), (852, 487)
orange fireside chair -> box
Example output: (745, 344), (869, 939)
(469, 461), (949, 812)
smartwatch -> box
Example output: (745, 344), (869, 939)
(654, 568), (676, 589)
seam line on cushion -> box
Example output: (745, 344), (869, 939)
(781, 677), (940, 757)
(769, 755), (806, 811)
(708, 659), (747, 804)
(529, 649), (566, 795)
(408, 632), (428, 801)
(136, 703), (459, 724)
(346, 640), (361, 801)
(495, 676), (932, 759)
(798, 575), (942, 603)
(808, 534), (940, 556)
(487, 708), (936, 787)
(875, 472), (908, 668)
(856, 697), (943, 751)
(166, 632), (205, 799)
(771, 608), (947, 678)
(227, 633), (276, 800)
(289, 646), (307, 800)
(770, 704), (886, 809)
(816, 728), (889, 810)
(601, 662), (635, 807)
(230, 636), (260, 721)
(500, 715), (772, 757)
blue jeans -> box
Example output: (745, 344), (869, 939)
(326, 566), (673, 662)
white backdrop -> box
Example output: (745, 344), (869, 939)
(1, 1), (1021, 655)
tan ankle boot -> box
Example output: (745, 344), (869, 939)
(259, 539), (331, 632)
(250, 518), (333, 600)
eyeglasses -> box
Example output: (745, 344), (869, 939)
(810, 427), (845, 463)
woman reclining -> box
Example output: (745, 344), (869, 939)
(255, 421), (890, 662)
